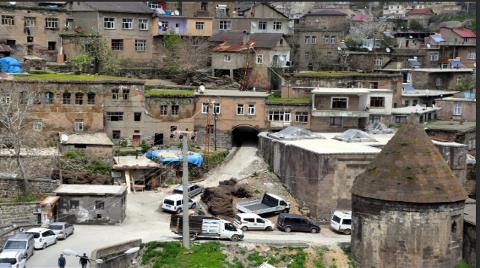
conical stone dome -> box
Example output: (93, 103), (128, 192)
(352, 123), (468, 203)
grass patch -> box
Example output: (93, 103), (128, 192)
(141, 241), (226, 268)
(145, 89), (194, 96)
(0, 194), (42, 203)
(247, 252), (265, 266)
(205, 150), (229, 169)
(14, 73), (139, 81)
(266, 95), (311, 103)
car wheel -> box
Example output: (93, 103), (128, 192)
(241, 226), (248, 232)
(265, 226), (273, 231)
(285, 227), (292, 233)
(344, 229), (351, 235)
(311, 228), (319, 233)
(42, 243), (47, 249)
(231, 235), (240, 242)
(176, 208), (182, 213)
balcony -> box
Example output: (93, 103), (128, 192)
(311, 110), (369, 118)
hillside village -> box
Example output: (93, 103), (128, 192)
(0, 1), (476, 268)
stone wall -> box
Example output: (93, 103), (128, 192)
(91, 239), (142, 268)
(0, 202), (40, 226)
(463, 221), (476, 268)
(0, 177), (59, 198)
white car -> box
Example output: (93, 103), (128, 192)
(25, 228), (57, 249)
(233, 213), (274, 231)
(161, 194), (196, 213)
(48, 222), (74, 240)
(0, 250), (27, 268)
(330, 210), (352, 235)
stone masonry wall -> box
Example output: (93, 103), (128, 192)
(0, 177), (59, 198)
(0, 202), (40, 226)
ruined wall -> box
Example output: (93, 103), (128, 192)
(0, 177), (59, 198)
(352, 196), (464, 268)
(0, 202), (40, 226)
(434, 142), (467, 187)
(0, 155), (56, 179)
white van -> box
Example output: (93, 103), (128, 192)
(162, 194), (196, 213)
(233, 213), (274, 231)
(330, 210), (352, 234)
(0, 250), (27, 268)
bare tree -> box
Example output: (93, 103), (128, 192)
(346, 21), (390, 48)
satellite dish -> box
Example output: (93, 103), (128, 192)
(173, 10), (179, 16)
(9, 2), (16, 5)
(337, 47), (342, 51)
(426, 44), (431, 48)
(386, 47), (391, 53)
(367, 47), (372, 51)
(198, 85), (205, 93)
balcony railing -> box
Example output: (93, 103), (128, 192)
(311, 110), (369, 117)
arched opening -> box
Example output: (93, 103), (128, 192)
(232, 125), (259, 147)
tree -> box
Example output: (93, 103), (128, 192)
(409, 19), (425, 31)
(457, 75), (475, 94)
(72, 34), (125, 74)
(162, 32), (183, 73)
(161, 34), (210, 73)
(346, 21), (390, 48)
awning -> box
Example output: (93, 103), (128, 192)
(40, 196), (60, 207)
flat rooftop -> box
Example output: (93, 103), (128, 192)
(411, 68), (474, 73)
(426, 120), (476, 133)
(60, 132), (114, 146)
(440, 97), (476, 102)
(113, 155), (161, 170)
(312, 88), (391, 94)
(195, 89), (269, 97)
(402, 89), (459, 97)
(391, 106), (440, 114)
(54, 184), (127, 196)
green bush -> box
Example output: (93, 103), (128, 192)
(247, 252), (264, 266)
(456, 260), (471, 268)
(140, 140), (150, 153)
(206, 150), (229, 168)
(64, 150), (86, 159)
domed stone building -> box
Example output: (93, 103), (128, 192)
(351, 123), (468, 268)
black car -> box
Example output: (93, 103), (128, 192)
(276, 213), (320, 233)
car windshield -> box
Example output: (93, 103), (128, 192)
(234, 215), (241, 222)
(164, 199), (175, 205)
(0, 258), (16, 264)
(26, 232), (40, 238)
(332, 215), (341, 223)
(4, 240), (26, 249)
(48, 225), (63, 230)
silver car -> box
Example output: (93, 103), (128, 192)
(173, 183), (204, 198)
(48, 222), (74, 240)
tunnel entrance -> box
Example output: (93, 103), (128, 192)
(232, 126), (259, 147)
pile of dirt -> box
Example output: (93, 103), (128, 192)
(51, 169), (112, 185)
(201, 178), (252, 217)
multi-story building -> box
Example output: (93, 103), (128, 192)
(406, 8), (434, 28)
(434, 27), (476, 68)
(265, 100), (311, 131)
(436, 95), (476, 122)
(0, 2), (73, 62)
(293, 9), (348, 70)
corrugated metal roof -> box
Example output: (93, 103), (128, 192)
(452, 28), (476, 38)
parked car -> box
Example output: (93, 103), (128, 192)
(25, 228), (57, 250)
(162, 194), (196, 213)
(233, 213), (274, 231)
(276, 213), (320, 233)
(48, 222), (74, 240)
(330, 210), (352, 234)
(1, 233), (34, 259)
(236, 193), (290, 215)
(173, 183), (204, 198)
(170, 215), (244, 241)
(0, 250), (27, 268)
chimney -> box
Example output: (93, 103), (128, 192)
(242, 31), (250, 46)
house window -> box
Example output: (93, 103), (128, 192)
(148, 2), (159, 9)
(95, 201), (105, 210)
(273, 21), (282, 30)
(295, 112), (308, 122)
(1, 15), (14, 25)
(202, 103), (209, 113)
(331, 97), (348, 109)
(139, 19), (148, 30)
(312, 36), (317, 44)
(304, 51), (310, 59)
(75, 93), (83, 105)
(122, 89), (129, 100)
(207, 124), (214, 134)
(268, 111), (291, 122)
(395, 115), (407, 123)
(135, 40), (146, 52)
(369, 115), (381, 124)
(134, 112), (142, 121)
(62, 93), (71, 104)
(87, 93), (95, 105)
(33, 120), (43, 131)
(160, 21), (169, 30)
(374, 57), (383, 66)
(45, 18), (58, 29)
(111, 39), (124, 50)
(330, 36), (336, 44)
(430, 52), (439, 61)
(305, 36), (311, 44)
(369, 82), (379, 89)
(74, 119), (84, 132)
(171, 105), (179, 115)
(370, 97), (385, 107)
(106, 112), (124, 121)
(195, 22), (204, 30)
(122, 18), (133, 29)
(329, 117), (343, 126)
(224, 54), (231, 62)
(256, 54), (263, 64)
(44, 92), (54, 104)
(170, 126), (177, 132)
(213, 103), (221, 114)
(467, 51), (476, 60)
(219, 20), (231, 30)
(112, 130), (121, 139)
(112, 89), (119, 100)
(259, 21), (267, 30)
(201, 1), (207, 11)
(453, 102), (462, 116)
(69, 200), (79, 209)
(160, 105), (168, 115)
(104, 17), (115, 29)
(248, 104), (255, 115)
(24, 17), (36, 27)
(47, 41), (56, 51)
(236, 104), (244, 115)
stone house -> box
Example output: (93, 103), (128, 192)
(410, 68), (474, 90)
(68, 2), (154, 66)
(436, 27), (476, 68)
(59, 132), (114, 161)
(293, 9), (348, 70)
(209, 32), (291, 90)
(310, 87), (393, 131)
(54, 184), (127, 225)
(212, 3), (291, 35)
(436, 96), (476, 122)
(391, 105), (440, 124)
(426, 120), (476, 155)
(406, 8), (434, 28)
(265, 101), (311, 131)
(0, 2), (73, 62)
(400, 84), (458, 107)
(193, 89), (268, 148)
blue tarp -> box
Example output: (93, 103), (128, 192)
(431, 34), (444, 43)
(450, 59), (464, 68)
(145, 149), (203, 167)
(0, 57), (22, 73)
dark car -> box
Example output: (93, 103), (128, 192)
(276, 213), (320, 233)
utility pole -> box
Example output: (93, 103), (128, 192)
(181, 133), (189, 249)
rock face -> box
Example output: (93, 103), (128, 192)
(351, 123), (468, 268)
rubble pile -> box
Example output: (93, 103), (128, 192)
(174, 72), (241, 89)
(201, 178), (252, 217)
(51, 169), (112, 185)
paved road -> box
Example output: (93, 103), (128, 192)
(27, 146), (349, 267)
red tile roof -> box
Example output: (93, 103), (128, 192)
(351, 15), (370, 22)
(452, 28), (476, 38)
(408, 8), (433, 15)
